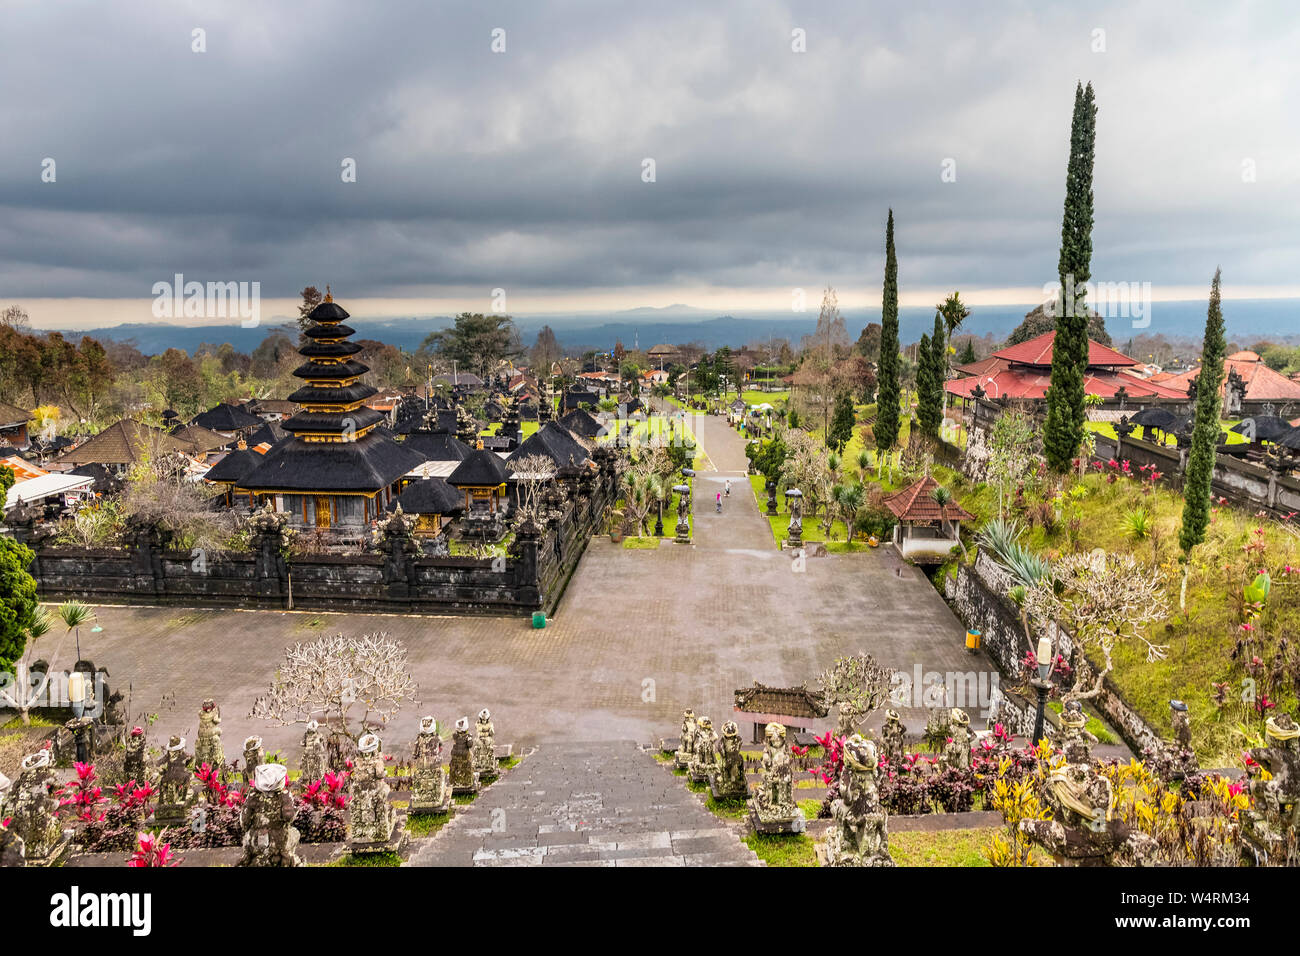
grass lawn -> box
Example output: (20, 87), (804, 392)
(405, 810), (452, 838)
(889, 828), (996, 867)
(743, 831), (818, 867)
(479, 420), (541, 439)
(964, 469), (1300, 764)
(749, 474), (853, 544)
(622, 536), (661, 549)
(1086, 420), (1247, 447)
(329, 850), (403, 867)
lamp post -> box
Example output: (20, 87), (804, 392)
(1030, 636), (1052, 747)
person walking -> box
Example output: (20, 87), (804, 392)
(715, 491), (722, 513)
(724, 479), (731, 497)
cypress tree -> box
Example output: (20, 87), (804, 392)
(828, 391), (856, 454)
(917, 313), (946, 439)
(958, 339), (977, 365)
(1044, 82), (1097, 472)
(1179, 269), (1226, 560)
(876, 210), (901, 456)
(929, 311), (945, 436)
(916, 331), (934, 436)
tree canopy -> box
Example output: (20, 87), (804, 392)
(419, 312), (522, 380)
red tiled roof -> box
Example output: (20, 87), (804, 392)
(1, 454), (45, 481)
(883, 475), (974, 523)
(946, 365), (1187, 401)
(1160, 356), (1300, 403)
(992, 331), (1140, 368)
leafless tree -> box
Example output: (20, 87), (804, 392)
(249, 632), (418, 742)
(0, 304), (29, 330)
(818, 652), (895, 732)
(509, 453), (557, 527)
(1025, 550), (1169, 705)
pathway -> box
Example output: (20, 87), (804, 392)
(406, 741), (761, 866)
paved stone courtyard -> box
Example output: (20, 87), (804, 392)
(25, 410), (998, 763)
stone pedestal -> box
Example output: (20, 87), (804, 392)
(239, 764), (303, 867)
(347, 734), (398, 853)
(688, 717), (718, 784)
(472, 710), (498, 781)
(448, 720), (479, 797)
(708, 721), (749, 802)
(747, 722), (805, 834)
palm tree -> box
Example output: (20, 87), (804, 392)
(645, 473), (667, 536)
(930, 485), (966, 557)
(856, 449), (871, 483)
(59, 600), (96, 661)
(836, 484), (866, 542)
(14, 609), (54, 725)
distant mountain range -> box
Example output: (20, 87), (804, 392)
(37, 299), (1299, 356)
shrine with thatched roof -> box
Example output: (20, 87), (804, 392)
(235, 292), (424, 531)
(883, 475), (973, 564)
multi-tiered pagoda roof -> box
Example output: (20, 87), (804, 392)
(240, 294), (422, 493)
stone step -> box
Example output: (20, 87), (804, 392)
(406, 741), (763, 867)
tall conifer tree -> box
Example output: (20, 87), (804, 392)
(1179, 270), (1226, 580)
(875, 210), (901, 458)
(1044, 82), (1097, 472)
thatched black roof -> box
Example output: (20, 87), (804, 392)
(558, 408), (604, 440)
(68, 463), (123, 494)
(192, 402), (262, 433)
(506, 422), (591, 469)
(560, 389), (600, 413)
(402, 431), (472, 462)
(389, 478), (462, 515)
(204, 448), (263, 484)
(240, 431), (424, 493)
(447, 448), (508, 487)
(247, 421), (287, 447)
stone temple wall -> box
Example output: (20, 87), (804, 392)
(945, 551), (1161, 755)
(23, 472), (615, 617)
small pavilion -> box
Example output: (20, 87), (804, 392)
(883, 475), (973, 564)
(733, 682), (829, 744)
(446, 447), (510, 541)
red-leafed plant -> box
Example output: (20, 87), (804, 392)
(58, 762), (107, 823)
(126, 831), (180, 867)
(294, 770), (350, 843)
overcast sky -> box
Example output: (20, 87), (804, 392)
(2, 0), (1298, 329)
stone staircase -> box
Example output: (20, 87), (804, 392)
(406, 741), (763, 866)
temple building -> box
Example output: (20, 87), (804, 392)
(236, 293), (423, 531)
(945, 332), (1187, 403)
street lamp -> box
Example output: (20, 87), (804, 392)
(1030, 636), (1052, 747)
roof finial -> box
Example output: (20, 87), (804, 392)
(324, 285), (333, 303)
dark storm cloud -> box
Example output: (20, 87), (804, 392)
(0, 0), (1296, 302)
